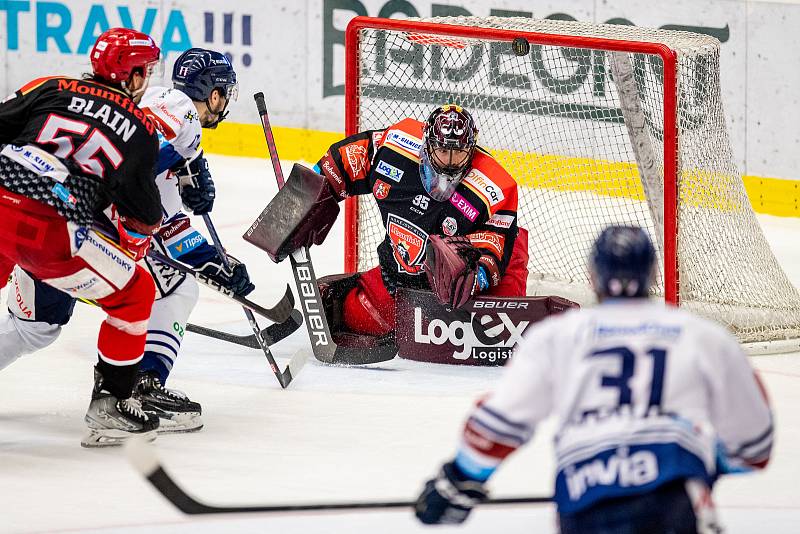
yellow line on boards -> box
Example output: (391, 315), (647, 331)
(201, 122), (342, 164)
(202, 122), (800, 218)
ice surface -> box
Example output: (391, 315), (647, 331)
(1, 155), (798, 533)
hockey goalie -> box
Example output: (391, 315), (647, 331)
(251, 104), (570, 357)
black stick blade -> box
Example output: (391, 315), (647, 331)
(127, 438), (551, 516)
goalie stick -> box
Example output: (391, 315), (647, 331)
(250, 91), (395, 366)
(90, 222), (294, 324)
(200, 213), (307, 388)
(127, 438), (552, 515)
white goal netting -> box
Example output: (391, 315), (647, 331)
(347, 16), (800, 349)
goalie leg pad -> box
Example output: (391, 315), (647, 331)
(395, 288), (579, 366)
(244, 164), (340, 263)
(341, 266), (396, 337)
(318, 272), (362, 334)
(319, 271), (397, 361)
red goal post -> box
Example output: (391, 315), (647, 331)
(342, 16), (800, 350)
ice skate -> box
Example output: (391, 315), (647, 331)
(135, 372), (203, 433)
(82, 370), (159, 448)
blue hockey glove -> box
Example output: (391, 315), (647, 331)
(197, 254), (255, 297)
(176, 151), (216, 215)
(415, 461), (488, 525)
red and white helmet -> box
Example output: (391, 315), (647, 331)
(90, 28), (161, 88)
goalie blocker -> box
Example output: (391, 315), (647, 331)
(246, 163), (339, 263)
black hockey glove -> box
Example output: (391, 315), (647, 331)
(197, 254), (255, 297)
(415, 461), (488, 525)
(176, 151), (216, 215)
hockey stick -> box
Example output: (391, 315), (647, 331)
(127, 438), (552, 515)
(185, 310), (302, 349)
(250, 91), (395, 366)
(147, 249), (294, 325)
(76, 296), (301, 349)
(88, 223), (295, 325)
(200, 213), (307, 388)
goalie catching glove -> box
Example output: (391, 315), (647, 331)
(176, 151), (216, 215)
(424, 235), (490, 310)
(197, 253), (255, 297)
(415, 461), (488, 525)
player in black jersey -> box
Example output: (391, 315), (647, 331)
(0, 28), (164, 447)
(256, 104), (529, 337)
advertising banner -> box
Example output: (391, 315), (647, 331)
(1, 0), (798, 181)
(395, 288), (578, 366)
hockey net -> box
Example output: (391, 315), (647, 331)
(344, 16), (800, 351)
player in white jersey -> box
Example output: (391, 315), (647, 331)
(0, 48), (254, 434)
(415, 226), (773, 533)
(132, 48), (253, 431)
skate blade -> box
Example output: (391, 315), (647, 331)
(155, 412), (203, 434)
(81, 428), (157, 448)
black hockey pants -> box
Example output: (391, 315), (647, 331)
(558, 479), (699, 534)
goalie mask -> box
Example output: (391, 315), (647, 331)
(589, 225), (656, 299)
(420, 104), (478, 202)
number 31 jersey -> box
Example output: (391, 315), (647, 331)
(0, 76), (161, 226)
(454, 300), (773, 514)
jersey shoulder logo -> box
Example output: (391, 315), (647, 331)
(387, 213), (428, 275)
(375, 159), (404, 182)
(339, 140), (369, 181)
(463, 168), (505, 208)
(143, 107), (177, 141)
(372, 131), (385, 149)
(373, 178), (392, 200)
(383, 129), (423, 160)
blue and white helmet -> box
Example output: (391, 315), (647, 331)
(589, 225), (656, 298)
(172, 48), (238, 127)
